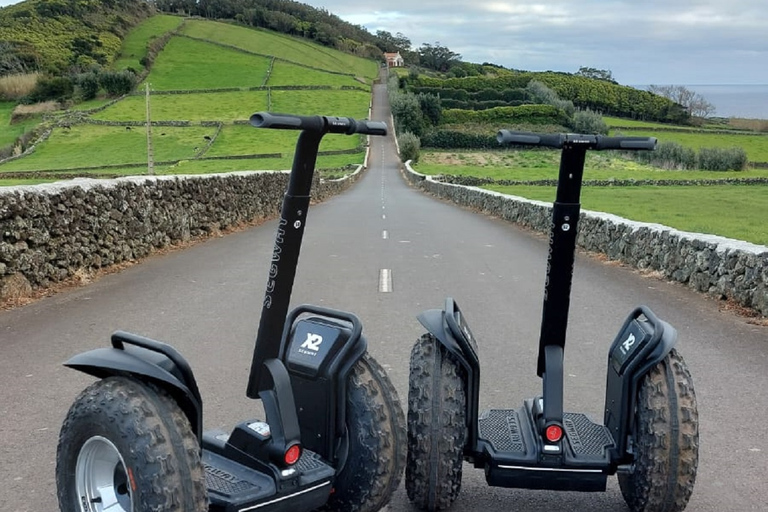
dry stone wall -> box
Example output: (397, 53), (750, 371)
(403, 163), (768, 317)
(0, 167), (364, 302)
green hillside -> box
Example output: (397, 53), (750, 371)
(0, 13), (378, 181)
(0, 0), (153, 73)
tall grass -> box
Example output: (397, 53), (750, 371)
(0, 73), (40, 101)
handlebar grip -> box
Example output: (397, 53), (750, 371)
(595, 136), (657, 151)
(250, 112), (324, 131)
(353, 119), (387, 136)
(251, 112), (387, 136)
(497, 130), (565, 148)
(324, 117), (387, 136)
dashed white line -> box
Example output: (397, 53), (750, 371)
(382, 230), (388, 239)
(379, 269), (392, 293)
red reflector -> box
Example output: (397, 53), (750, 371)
(545, 425), (563, 443)
(284, 444), (301, 465)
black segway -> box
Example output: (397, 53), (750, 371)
(56, 112), (406, 512)
(406, 132), (699, 512)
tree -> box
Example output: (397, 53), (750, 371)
(575, 66), (616, 83)
(376, 30), (412, 53)
(647, 85), (716, 118)
(417, 42), (461, 72)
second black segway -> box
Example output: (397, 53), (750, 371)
(406, 131), (699, 512)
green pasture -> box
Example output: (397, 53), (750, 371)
(93, 91), (269, 123)
(0, 125), (215, 171)
(180, 20), (377, 79)
(114, 14), (185, 71)
(604, 116), (675, 129)
(158, 152), (365, 175)
(68, 97), (120, 112)
(206, 125), (363, 157)
(0, 178), (58, 186)
(0, 102), (39, 147)
(270, 90), (370, 118)
(414, 150), (768, 181)
(145, 37), (271, 90)
(268, 61), (366, 88)
(618, 130), (768, 163)
(485, 183), (768, 246)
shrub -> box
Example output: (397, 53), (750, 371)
(697, 147), (748, 171)
(26, 75), (74, 102)
(390, 91), (425, 136)
(571, 108), (608, 134)
(75, 71), (100, 101)
(630, 141), (748, 171)
(526, 80), (575, 117)
(441, 104), (568, 126)
(421, 130), (497, 150)
(633, 141), (696, 170)
(398, 131), (421, 163)
(98, 70), (136, 97)
(417, 92), (442, 126)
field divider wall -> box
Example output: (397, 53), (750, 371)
(0, 168), (365, 304)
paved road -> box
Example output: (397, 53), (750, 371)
(1, 82), (767, 512)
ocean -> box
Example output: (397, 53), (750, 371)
(632, 84), (768, 120)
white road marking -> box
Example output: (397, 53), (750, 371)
(382, 230), (388, 239)
(379, 269), (392, 293)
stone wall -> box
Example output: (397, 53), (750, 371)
(0, 165), (366, 302)
(403, 163), (768, 317)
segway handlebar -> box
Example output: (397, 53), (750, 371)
(497, 130), (656, 151)
(250, 112), (387, 136)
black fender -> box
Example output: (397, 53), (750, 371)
(604, 306), (677, 463)
(417, 298), (481, 455)
(64, 330), (203, 442)
(279, 305), (367, 466)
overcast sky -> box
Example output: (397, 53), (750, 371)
(1, 0), (766, 85)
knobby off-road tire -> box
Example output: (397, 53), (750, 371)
(321, 352), (406, 512)
(56, 376), (207, 512)
(406, 334), (467, 511)
(618, 349), (699, 512)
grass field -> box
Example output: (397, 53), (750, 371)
(1, 13), (378, 181)
(113, 14), (185, 71)
(157, 152), (365, 175)
(206, 125), (363, 157)
(270, 90), (370, 118)
(92, 90), (269, 123)
(146, 37), (272, 90)
(486, 183), (768, 246)
(0, 102), (40, 147)
(180, 20), (377, 79)
(0, 125), (215, 171)
(604, 117), (672, 129)
(267, 61), (367, 88)
(414, 150), (768, 181)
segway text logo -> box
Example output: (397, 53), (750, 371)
(620, 333), (636, 355)
(264, 217), (287, 309)
(299, 333), (323, 355)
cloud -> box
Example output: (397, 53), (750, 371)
(322, 0), (768, 84)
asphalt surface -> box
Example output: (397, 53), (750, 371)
(1, 81), (767, 512)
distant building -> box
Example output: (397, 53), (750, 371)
(384, 52), (405, 68)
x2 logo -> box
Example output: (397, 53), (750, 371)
(620, 333), (636, 355)
(299, 333), (323, 355)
